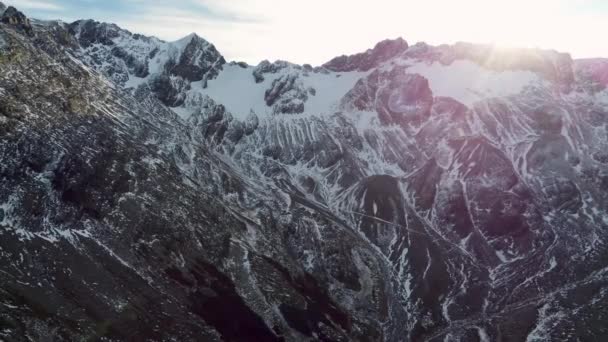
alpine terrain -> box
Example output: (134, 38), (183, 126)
(1, 3), (608, 341)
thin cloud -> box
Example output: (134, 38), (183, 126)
(5, 0), (63, 11)
(9, 0), (608, 64)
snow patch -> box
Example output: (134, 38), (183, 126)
(406, 60), (541, 106)
(198, 64), (367, 120)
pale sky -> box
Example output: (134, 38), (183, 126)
(6, 0), (608, 65)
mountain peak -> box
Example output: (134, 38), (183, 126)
(172, 32), (208, 50)
(0, 2), (6, 14)
(1, 5), (33, 35)
(168, 32), (225, 84)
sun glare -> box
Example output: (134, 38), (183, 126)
(215, 0), (593, 64)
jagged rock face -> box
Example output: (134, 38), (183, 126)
(405, 41), (575, 88)
(324, 37), (409, 72)
(343, 66), (434, 126)
(1, 6), (32, 35)
(68, 21), (224, 107)
(264, 73), (308, 114)
(252, 60), (291, 83)
(168, 34), (226, 82)
(2, 5), (608, 342)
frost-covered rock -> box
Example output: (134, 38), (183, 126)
(1, 6), (32, 35)
(252, 59), (291, 83)
(68, 21), (224, 107)
(2, 4), (608, 342)
(264, 73), (308, 114)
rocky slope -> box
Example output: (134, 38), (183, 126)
(1, 3), (608, 341)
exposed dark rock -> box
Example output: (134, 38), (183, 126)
(149, 74), (190, 107)
(169, 34), (225, 83)
(323, 38), (408, 72)
(343, 66), (433, 126)
(1, 5), (608, 342)
(1, 6), (32, 35)
(68, 20), (123, 47)
(253, 60), (291, 83)
(265, 73), (308, 114)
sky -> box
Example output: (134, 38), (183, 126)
(5, 0), (608, 65)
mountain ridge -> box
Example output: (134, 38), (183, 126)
(1, 3), (608, 341)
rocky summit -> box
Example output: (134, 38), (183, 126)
(1, 3), (608, 341)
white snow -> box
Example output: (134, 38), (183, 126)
(477, 326), (491, 342)
(201, 64), (272, 120)
(170, 106), (192, 120)
(406, 60), (541, 106)
(198, 64), (367, 120)
(124, 74), (147, 89)
(495, 250), (509, 263)
(301, 71), (367, 114)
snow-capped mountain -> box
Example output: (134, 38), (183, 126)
(1, 3), (608, 341)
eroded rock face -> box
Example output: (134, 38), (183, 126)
(343, 66), (433, 126)
(252, 60), (291, 83)
(2, 5), (608, 342)
(169, 34), (226, 83)
(68, 21), (224, 107)
(323, 37), (409, 72)
(1, 6), (32, 35)
(264, 73), (308, 114)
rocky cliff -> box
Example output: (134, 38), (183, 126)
(1, 3), (608, 341)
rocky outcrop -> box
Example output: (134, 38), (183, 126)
(252, 60), (291, 83)
(1, 6), (32, 35)
(323, 37), (408, 72)
(2, 4), (608, 342)
(168, 33), (226, 83)
(264, 73), (308, 114)
(343, 66), (433, 126)
(67, 21), (224, 107)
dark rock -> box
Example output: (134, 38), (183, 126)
(2, 9), (608, 342)
(343, 66), (433, 126)
(68, 20), (121, 47)
(149, 74), (190, 107)
(1, 6), (32, 35)
(169, 34), (225, 83)
(264, 74), (308, 114)
(253, 60), (290, 83)
(230, 61), (249, 68)
(323, 37), (408, 72)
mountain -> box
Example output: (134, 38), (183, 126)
(1, 3), (608, 341)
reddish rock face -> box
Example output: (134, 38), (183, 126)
(576, 58), (608, 88)
(323, 37), (409, 72)
(342, 66), (434, 127)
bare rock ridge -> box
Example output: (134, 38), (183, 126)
(323, 37), (409, 71)
(1, 3), (608, 341)
(1, 5), (32, 35)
